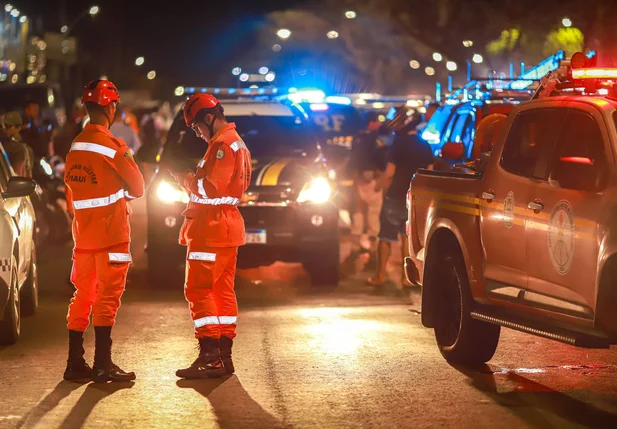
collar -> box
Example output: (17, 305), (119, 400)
(209, 122), (236, 143)
(84, 123), (113, 137)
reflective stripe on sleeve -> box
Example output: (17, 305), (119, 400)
(109, 253), (132, 262)
(72, 189), (125, 210)
(197, 178), (208, 198)
(189, 194), (240, 206)
(188, 252), (216, 261)
(218, 316), (237, 325)
(70, 142), (117, 158)
(194, 316), (220, 328)
(230, 142), (239, 152)
(197, 160), (206, 168)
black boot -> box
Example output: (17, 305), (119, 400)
(219, 336), (235, 375)
(176, 337), (226, 379)
(91, 326), (136, 383)
(63, 330), (92, 382)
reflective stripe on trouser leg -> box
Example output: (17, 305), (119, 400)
(92, 243), (131, 327)
(213, 248), (239, 340)
(185, 255), (219, 339)
(67, 252), (97, 332)
(185, 247), (239, 340)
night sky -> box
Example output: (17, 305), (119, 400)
(17, 0), (304, 85)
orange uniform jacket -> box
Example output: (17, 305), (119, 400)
(179, 123), (252, 248)
(65, 124), (145, 251)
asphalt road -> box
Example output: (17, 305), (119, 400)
(2, 196), (617, 429)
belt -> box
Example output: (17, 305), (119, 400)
(72, 189), (126, 210)
(190, 194), (240, 206)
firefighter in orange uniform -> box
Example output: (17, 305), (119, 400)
(172, 93), (251, 379)
(63, 80), (145, 383)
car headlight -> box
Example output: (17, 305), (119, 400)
(297, 177), (332, 204)
(156, 181), (190, 204)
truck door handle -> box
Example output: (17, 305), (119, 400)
(528, 201), (544, 212)
(481, 191), (496, 202)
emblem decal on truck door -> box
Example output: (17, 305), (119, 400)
(548, 200), (575, 275)
(503, 191), (515, 229)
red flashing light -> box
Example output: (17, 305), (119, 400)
(572, 68), (617, 79)
(560, 156), (593, 165)
(570, 52), (588, 69)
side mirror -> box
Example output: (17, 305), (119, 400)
(2, 177), (37, 199)
(553, 156), (605, 191)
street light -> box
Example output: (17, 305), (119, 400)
(5, 4), (13, 12)
(277, 29), (291, 39)
(265, 72), (276, 82)
(258, 66), (269, 75)
(327, 30), (339, 39)
(345, 11), (357, 19)
(10, 9), (19, 17)
(562, 17), (572, 28)
(147, 70), (156, 80)
(472, 54), (483, 64)
(425, 67), (435, 76)
(272, 44), (282, 52)
(135, 57), (145, 66)
(232, 67), (242, 76)
(61, 25), (68, 33)
(62, 5), (101, 36)
(89, 6), (100, 16)
(239, 73), (249, 82)
(446, 61), (457, 71)
(175, 86), (185, 96)
(463, 40), (474, 48)
(433, 52), (443, 62)
(19, 16), (27, 23)
(409, 60), (420, 69)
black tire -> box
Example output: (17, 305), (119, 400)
(147, 247), (184, 288)
(303, 241), (340, 287)
(433, 249), (500, 364)
(0, 260), (20, 345)
(21, 243), (39, 317)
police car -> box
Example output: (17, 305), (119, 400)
(0, 144), (38, 345)
(147, 90), (340, 287)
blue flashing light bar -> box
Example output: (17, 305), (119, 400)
(505, 50), (565, 90)
(586, 50), (597, 59)
(324, 95), (352, 105)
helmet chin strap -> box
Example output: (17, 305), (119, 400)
(206, 113), (216, 140)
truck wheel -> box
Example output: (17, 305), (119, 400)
(148, 248), (184, 288)
(303, 241), (340, 287)
(21, 244), (39, 317)
(433, 249), (500, 364)
(0, 261), (21, 345)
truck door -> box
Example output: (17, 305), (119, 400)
(480, 108), (566, 296)
(525, 106), (609, 318)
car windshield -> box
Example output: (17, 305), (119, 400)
(162, 113), (318, 168)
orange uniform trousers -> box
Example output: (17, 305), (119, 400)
(67, 243), (131, 332)
(185, 246), (238, 340)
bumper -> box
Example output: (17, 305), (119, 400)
(147, 198), (339, 263)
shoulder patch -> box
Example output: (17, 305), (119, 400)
(216, 149), (225, 160)
(124, 150), (133, 159)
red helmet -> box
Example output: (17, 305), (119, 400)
(81, 79), (120, 106)
(184, 93), (223, 126)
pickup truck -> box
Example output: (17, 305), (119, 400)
(406, 56), (617, 364)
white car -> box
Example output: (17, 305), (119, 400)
(0, 144), (38, 344)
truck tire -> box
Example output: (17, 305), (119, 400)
(21, 244), (39, 317)
(433, 248), (500, 364)
(303, 241), (340, 287)
(0, 261), (20, 345)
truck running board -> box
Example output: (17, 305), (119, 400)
(470, 311), (611, 349)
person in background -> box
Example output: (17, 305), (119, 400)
(110, 105), (142, 155)
(349, 111), (387, 254)
(368, 107), (434, 290)
(122, 106), (140, 136)
(3, 111), (34, 177)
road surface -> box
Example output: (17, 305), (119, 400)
(2, 196), (617, 429)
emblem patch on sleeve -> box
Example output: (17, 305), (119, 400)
(216, 149), (225, 160)
(124, 150), (133, 159)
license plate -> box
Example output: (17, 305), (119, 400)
(246, 230), (267, 244)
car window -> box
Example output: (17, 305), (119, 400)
(550, 110), (607, 191)
(500, 108), (566, 179)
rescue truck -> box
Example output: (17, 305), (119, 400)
(147, 88), (340, 287)
(406, 52), (617, 363)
